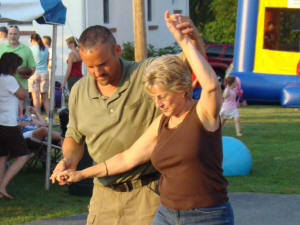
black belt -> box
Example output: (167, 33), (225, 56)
(108, 173), (160, 192)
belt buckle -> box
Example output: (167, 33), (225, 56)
(123, 182), (130, 192)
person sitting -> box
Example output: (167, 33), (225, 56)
(18, 106), (62, 146)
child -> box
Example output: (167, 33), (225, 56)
(220, 76), (243, 136)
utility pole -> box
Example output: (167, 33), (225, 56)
(132, 0), (147, 61)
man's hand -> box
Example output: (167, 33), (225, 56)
(18, 67), (33, 79)
(57, 170), (84, 184)
(50, 158), (74, 185)
(164, 10), (196, 42)
(164, 10), (206, 57)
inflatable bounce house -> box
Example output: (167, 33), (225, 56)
(232, 0), (300, 106)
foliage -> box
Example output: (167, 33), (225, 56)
(121, 42), (181, 61)
(279, 12), (300, 51)
(189, 0), (213, 34)
(121, 42), (135, 61)
(190, 0), (238, 43)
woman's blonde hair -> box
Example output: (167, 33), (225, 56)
(143, 55), (193, 98)
(65, 36), (78, 47)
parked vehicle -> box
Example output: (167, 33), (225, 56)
(205, 43), (234, 83)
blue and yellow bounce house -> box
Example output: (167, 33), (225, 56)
(232, 0), (300, 107)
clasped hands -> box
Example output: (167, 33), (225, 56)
(50, 159), (83, 185)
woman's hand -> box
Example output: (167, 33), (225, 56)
(164, 10), (196, 43)
(57, 170), (84, 184)
(18, 67), (33, 79)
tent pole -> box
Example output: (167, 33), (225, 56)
(45, 24), (58, 190)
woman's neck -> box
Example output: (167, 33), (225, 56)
(168, 98), (194, 129)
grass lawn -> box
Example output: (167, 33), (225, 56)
(0, 105), (300, 224)
(223, 105), (300, 194)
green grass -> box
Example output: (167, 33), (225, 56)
(0, 105), (300, 224)
(0, 168), (90, 225)
(223, 105), (300, 194)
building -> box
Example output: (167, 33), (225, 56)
(2, 0), (189, 79)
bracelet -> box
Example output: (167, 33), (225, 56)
(104, 161), (109, 177)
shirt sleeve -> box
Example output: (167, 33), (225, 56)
(26, 46), (36, 68)
(65, 84), (85, 144)
(7, 76), (19, 94)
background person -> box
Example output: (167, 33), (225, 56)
(42, 35), (52, 72)
(220, 76), (243, 136)
(62, 36), (83, 92)
(55, 10), (234, 225)
(0, 26), (8, 45)
(19, 106), (62, 145)
(0, 25), (36, 118)
(28, 33), (50, 116)
(50, 10), (205, 225)
(0, 53), (30, 200)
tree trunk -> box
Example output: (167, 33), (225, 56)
(132, 0), (147, 61)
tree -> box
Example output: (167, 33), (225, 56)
(190, 0), (238, 43)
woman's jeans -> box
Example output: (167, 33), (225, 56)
(152, 201), (234, 225)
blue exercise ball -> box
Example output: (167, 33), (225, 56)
(222, 136), (252, 176)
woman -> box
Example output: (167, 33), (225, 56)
(28, 33), (50, 116)
(62, 36), (83, 91)
(0, 53), (30, 200)
(53, 11), (234, 224)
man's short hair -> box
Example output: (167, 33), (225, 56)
(78, 25), (116, 51)
(0, 26), (8, 35)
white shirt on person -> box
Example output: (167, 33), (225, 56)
(0, 74), (19, 126)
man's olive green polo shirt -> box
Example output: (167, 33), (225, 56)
(66, 58), (160, 186)
(0, 43), (35, 89)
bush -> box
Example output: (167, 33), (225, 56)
(121, 42), (181, 61)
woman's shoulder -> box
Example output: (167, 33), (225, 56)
(68, 50), (81, 62)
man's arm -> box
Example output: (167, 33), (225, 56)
(50, 137), (84, 185)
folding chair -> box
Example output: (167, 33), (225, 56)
(25, 137), (62, 171)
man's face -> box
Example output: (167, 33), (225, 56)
(79, 43), (122, 87)
(8, 27), (20, 45)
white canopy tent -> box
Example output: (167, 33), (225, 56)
(0, 0), (67, 190)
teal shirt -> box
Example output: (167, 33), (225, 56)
(30, 45), (49, 73)
(0, 43), (36, 89)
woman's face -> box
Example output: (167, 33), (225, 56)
(67, 41), (74, 49)
(147, 84), (185, 117)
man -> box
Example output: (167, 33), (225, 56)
(0, 26), (35, 116)
(0, 26), (8, 45)
(51, 12), (205, 225)
(42, 35), (52, 72)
